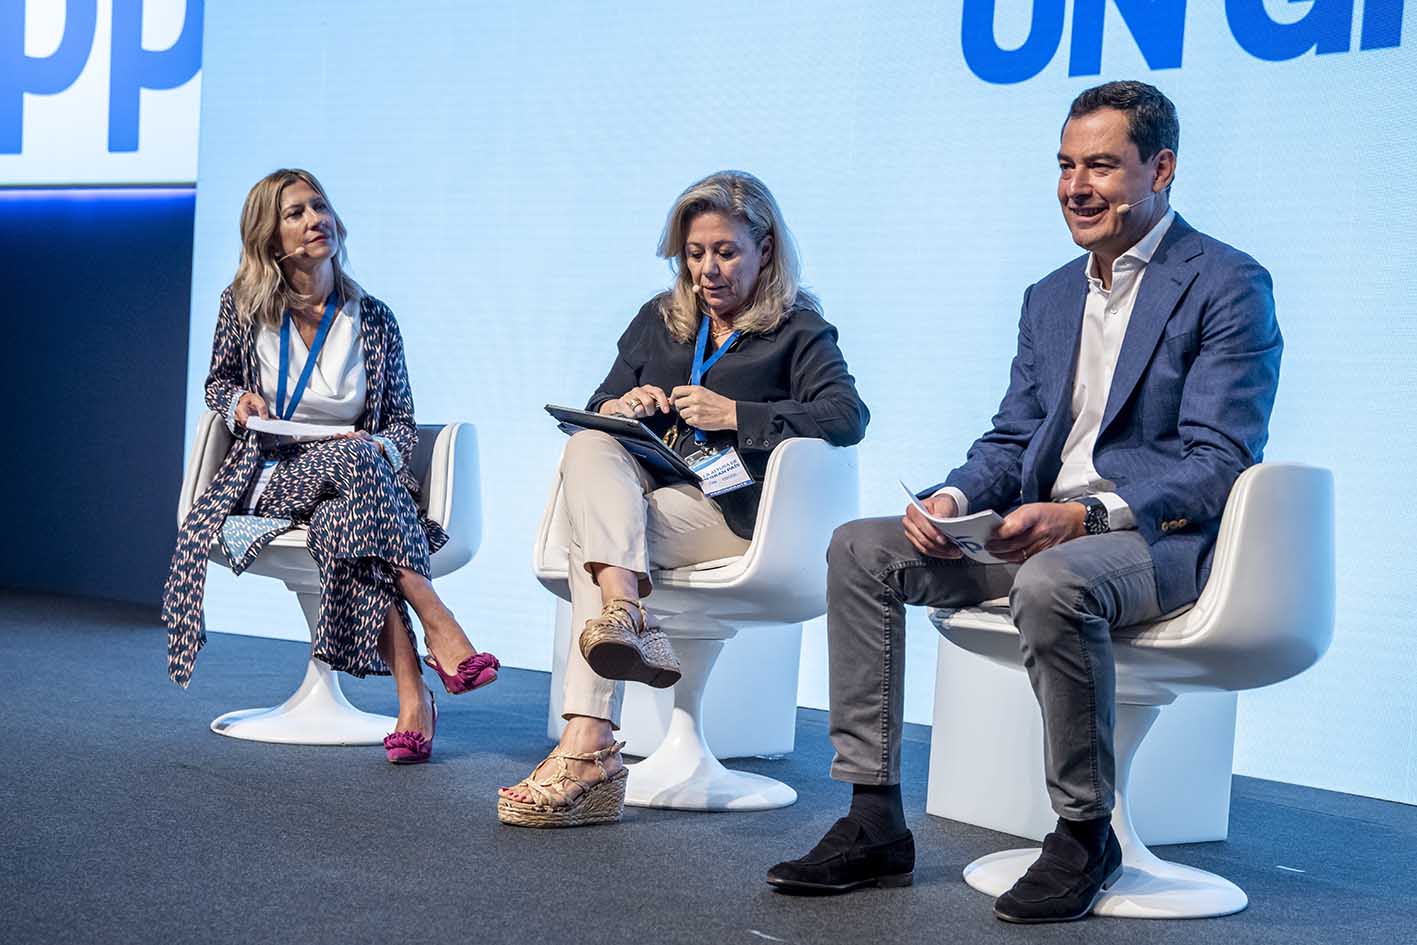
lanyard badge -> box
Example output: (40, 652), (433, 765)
(690, 446), (753, 497)
(688, 315), (740, 446)
(275, 293), (339, 420)
(683, 316), (752, 497)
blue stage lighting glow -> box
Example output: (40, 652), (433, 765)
(0, 186), (195, 201)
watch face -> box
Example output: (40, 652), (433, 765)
(1085, 501), (1109, 535)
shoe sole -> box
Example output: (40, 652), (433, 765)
(497, 772), (628, 828)
(583, 640), (681, 689)
(766, 872), (914, 895)
(992, 863), (1124, 924)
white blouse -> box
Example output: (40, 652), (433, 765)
(238, 297), (369, 511)
(255, 296), (367, 428)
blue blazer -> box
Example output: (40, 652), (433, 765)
(933, 214), (1282, 614)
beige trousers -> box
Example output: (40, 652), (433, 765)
(557, 430), (750, 727)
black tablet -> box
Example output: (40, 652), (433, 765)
(544, 404), (699, 483)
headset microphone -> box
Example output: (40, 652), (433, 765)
(278, 246), (306, 262)
(1116, 191), (1159, 215)
(691, 283), (702, 294)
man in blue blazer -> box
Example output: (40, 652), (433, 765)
(768, 81), (1282, 923)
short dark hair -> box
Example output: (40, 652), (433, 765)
(1066, 81), (1179, 162)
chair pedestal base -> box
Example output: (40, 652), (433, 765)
(210, 655), (396, 745)
(960, 704), (1248, 919)
(210, 588), (396, 745)
(625, 637), (797, 811)
(963, 847), (1247, 919)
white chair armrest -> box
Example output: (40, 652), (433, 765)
(533, 454), (573, 589)
(178, 410), (233, 524)
(1134, 463), (1335, 679)
(649, 439), (860, 624)
(414, 422), (480, 577)
(697, 438), (859, 586)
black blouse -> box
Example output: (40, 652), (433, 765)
(587, 295), (870, 539)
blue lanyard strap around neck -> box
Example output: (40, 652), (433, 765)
(689, 315), (741, 444)
(276, 293), (339, 420)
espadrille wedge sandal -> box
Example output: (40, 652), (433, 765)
(497, 741), (629, 828)
(578, 598), (681, 688)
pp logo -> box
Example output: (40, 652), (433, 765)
(1, 0), (204, 154)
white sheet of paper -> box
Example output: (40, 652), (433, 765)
(899, 479), (1006, 564)
(691, 447), (754, 498)
(245, 417), (355, 438)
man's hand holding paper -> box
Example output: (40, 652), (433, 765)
(899, 481), (1006, 563)
(903, 493), (963, 560)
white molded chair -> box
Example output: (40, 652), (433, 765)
(533, 437), (859, 811)
(930, 463), (1334, 919)
(177, 410), (481, 745)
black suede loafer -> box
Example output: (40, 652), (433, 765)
(766, 818), (915, 894)
(993, 826), (1123, 923)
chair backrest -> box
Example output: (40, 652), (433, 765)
(417, 422), (481, 576)
(532, 456), (573, 585)
(710, 438), (859, 616)
(1129, 462), (1335, 691)
(177, 411), (233, 524)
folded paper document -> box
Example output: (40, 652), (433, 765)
(899, 480), (1005, 565)
(245, 417), (355, 438)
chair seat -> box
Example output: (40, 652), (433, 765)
(210, 523), (464, 586)
(653, 553), (745, 580)
(932, 600), (1202, 705)
(932, 463), (1334, 701)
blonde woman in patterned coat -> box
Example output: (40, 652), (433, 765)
(163, 168), (498, 764)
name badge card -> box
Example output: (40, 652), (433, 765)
(691, 447), (754, 498)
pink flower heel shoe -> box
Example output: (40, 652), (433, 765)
(423, 649), (500, 695)
(383, 691), (438, 765)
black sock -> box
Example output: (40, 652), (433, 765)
(1057, 815), (1110, 857)
(848, 783), (907, 842)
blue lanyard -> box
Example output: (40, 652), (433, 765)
(689, 315), (740, 444)
(276, 294), (339, 420)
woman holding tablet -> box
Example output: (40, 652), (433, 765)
(163, 168), (497, 764)
(499, 170), (869, 827)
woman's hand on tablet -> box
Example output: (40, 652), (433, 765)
(601, 385), (671, 419)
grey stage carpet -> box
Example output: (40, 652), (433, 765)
(1, 591), (1413, 945)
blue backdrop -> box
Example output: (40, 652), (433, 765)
(186, 1), (1416, 804)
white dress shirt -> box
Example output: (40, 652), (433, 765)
(939, 210), (1175, 531)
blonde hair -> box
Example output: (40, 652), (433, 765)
(231, 168), (363, 327)
(655, 170), (816, 343)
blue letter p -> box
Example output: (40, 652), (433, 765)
(108, 0), (203, 153)
(0, 0), (99, 154)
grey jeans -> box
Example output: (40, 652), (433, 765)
(826, 516), (1161, 820)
